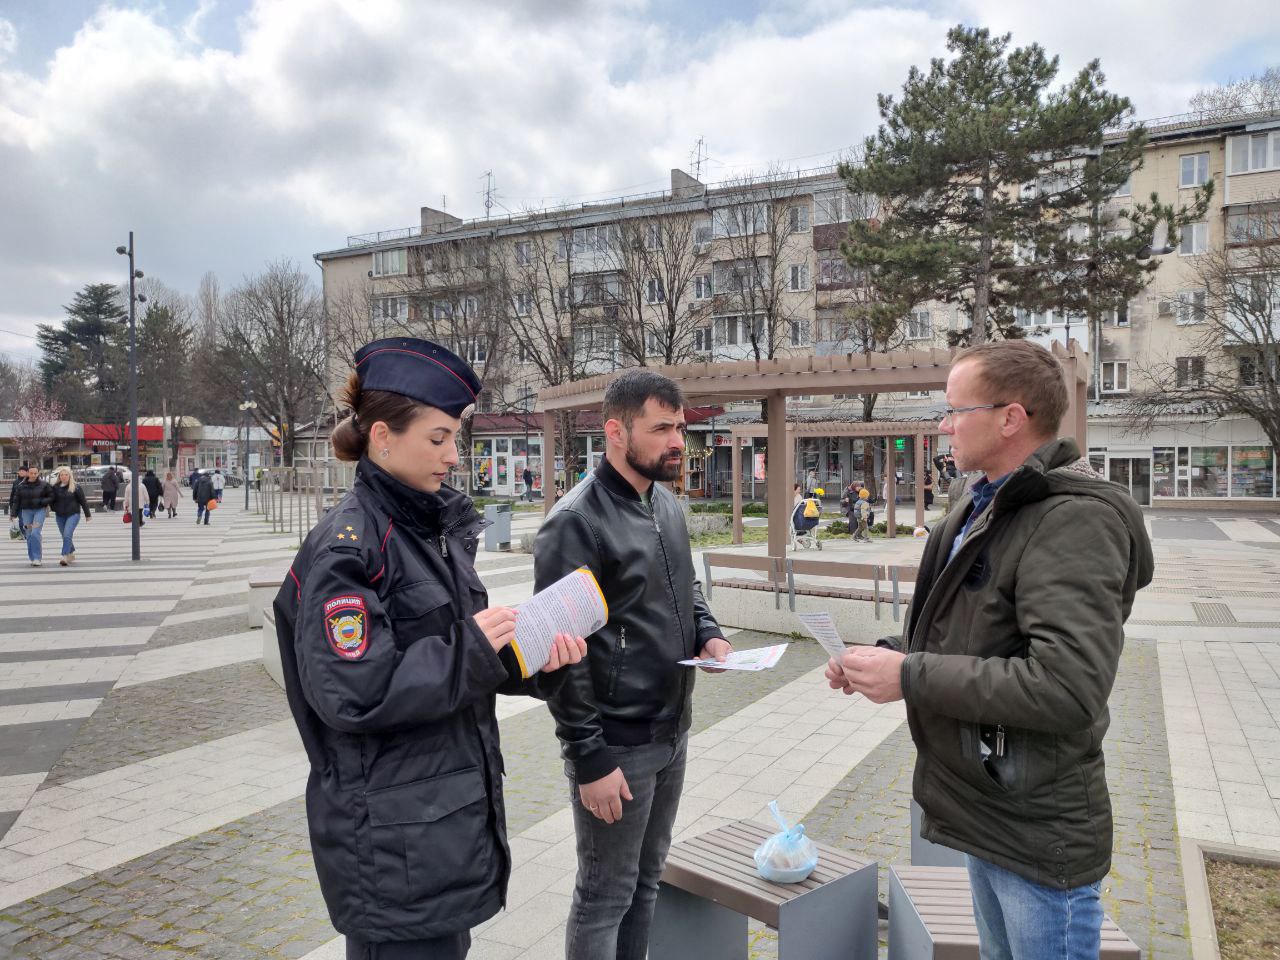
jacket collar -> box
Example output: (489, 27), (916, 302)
(355, 456), (475, 534)
(595, 454), (644, 502)
(981, 437), (1081, 517)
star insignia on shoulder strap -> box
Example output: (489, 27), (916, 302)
(349, 533), (358, 540)
(336, 532), (346, 540)
(345, 525), (354, 532)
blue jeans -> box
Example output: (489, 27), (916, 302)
(197, 503), (210, 524)
(19, 508), (45, 561)
(966, 855), (1103, 960)
(55, 513), (80, 556)
(565, 735), (687, 960)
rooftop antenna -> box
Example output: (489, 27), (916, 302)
(691, 137), (706, 181)
(441, 194), (447, 210)
(483, 170), (495, 219)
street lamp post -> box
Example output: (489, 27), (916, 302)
(115, 234), (145, 562)
(240, 373), (257, 510)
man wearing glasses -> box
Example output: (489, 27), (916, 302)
(828, 339), (1153, 960)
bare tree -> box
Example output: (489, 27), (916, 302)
(609, 212), (712, 366)
(12, 384), (66, 468)
(1188, 67), (1280, 119)
(712, 169), (812, 363)
(1125, 217), (1280, 452)
(218, 260), (326, 466)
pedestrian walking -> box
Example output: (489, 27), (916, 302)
(8, 464), (28, 519)
(193, 473), (216, 525)
(9, 467), (54, 566)
(162, 472), (181, 518)
(828, 340), (1154, 960)
(522, 465), (534, 502)
(101, 465), (119, 511)
(924, 470), (935, 509)
(50, 467), (91, 565)
(188, 467), (200, 490)
(273, 337), (586, 959)
(534, 368), (731, 960)
(212, 469), (225, 502)
(142, 469), (162, 519)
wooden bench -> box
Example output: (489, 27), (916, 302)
(703, 553), (785, 609)
(785, 558), (917, 622)
(651, 820), (878, 960)
(888, 866), (1140, 959)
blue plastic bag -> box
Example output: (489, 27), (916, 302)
(753, 800), (818, 883)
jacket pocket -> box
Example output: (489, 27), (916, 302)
(366, 765), (491, 905)
(958, 722), (1022, 795)
(388, 580), (455, 651)
(606, 625), (626, 699)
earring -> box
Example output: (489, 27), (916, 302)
(380, 448), (390, 458)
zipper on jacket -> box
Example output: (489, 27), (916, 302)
(439, 535), (449, 558)
(995, 725), (1006, 758)
(607, 625), (626, 698)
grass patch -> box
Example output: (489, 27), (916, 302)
(1206, 857), (1280, 960)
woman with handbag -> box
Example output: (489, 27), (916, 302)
(10, 468), (55, 566)
(51, 467), (92, 565)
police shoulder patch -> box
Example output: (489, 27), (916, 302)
(323, 594), (369, 660)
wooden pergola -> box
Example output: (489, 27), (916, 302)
(537, 342), (1088, 567)
(727, 420), (942, 540)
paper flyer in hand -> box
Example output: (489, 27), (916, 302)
(679, 643), (788, 672)
(795, 612), (847, 660)
(509, 567), (608, 678)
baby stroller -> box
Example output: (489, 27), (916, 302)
(790, 497), (822, 551)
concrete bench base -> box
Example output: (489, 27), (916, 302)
(708, 582), (896, 644)
(247, 560), (292, 630)
(261, 605), (284, 688)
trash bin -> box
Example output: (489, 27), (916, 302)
(483, 503), (512, 552)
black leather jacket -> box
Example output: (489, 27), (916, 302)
(274, 458), (562, 941)
(533, 457), (723, 783)
(9, 478), (54, 516)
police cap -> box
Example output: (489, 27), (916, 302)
(353, 337), (482, 418)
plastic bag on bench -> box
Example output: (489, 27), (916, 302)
(754, 800), (818, 883)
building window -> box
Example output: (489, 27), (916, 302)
(517, 342), (532, 364)
(1239, 353), (1259, 386)
(788, 320), (809, 347)
(788, 264), (810, 292)
(1189, 446), (1228, 497)
(644, 224), (663, 251)
(1226, 205), (1280, 244)
(714, 203), (767, 238)
(814, 190), (861, 225)
(694, 274), (713, 300)
(646, 330), (663, 356)
(370, 296), (408, 322)
(788, 204), (811, 233)
(515, 241), (532, 266)
(693, 219), (713, 250)
(693, 326), (712, 353)
(1179, 222), (1208, 256)
(1176, 356), (1205, 388)
(1174, 289), (1207, 325)
(1101, 360), (1129, 393)
(1229, 132), (1280, 174)
(1231, 446), (1274, 497)
(515, 292), (532, 317)
(431, 301), (452, 321)
(461, 295), (479, 319)
(646, 278), (666, 304)
(1180, 152), (1209, 188)
(557, 286), (570, 311)
(1112, 170), (1132, 197)
(456, 338), (487, 364)
(817, 251), (852, 286)
(372, 248), (406, 277)
(905, 309), (932, 340)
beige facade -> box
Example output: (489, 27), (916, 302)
(315, 108), (1280, 503)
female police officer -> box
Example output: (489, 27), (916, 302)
(274, 337), (586, 960)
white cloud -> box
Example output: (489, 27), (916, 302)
(0, 0), (1276, 359)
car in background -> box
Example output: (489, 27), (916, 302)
(182, 468), (244, 488)
(82, 464), (132, 485)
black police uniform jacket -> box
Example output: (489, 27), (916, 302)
(274, 458), (563, 941)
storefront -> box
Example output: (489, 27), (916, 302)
(1087, 410), (1277, 505)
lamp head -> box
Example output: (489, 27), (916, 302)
(137, 294), (148, 303)
(116, 246), (127, 255)
(134, 269), (144, 279)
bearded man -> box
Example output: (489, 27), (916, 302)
(533, 368), (731, 960)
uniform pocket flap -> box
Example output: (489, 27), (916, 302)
(388, 580), (453, 619)
(366, 766), (486, 826)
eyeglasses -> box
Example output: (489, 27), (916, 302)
(940, 402), (1021, 423)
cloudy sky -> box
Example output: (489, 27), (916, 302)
(1, 0), (1275, 364)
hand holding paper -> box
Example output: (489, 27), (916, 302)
(509, 567), (608, 678)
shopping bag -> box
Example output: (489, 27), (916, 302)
(122, 510), (132, 524)
(753, 800), (818, 884)
(9, 518), (23, 540)
(207, 499), (219, 511)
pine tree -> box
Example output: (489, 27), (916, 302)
(840, 25), (1212, 345)
(36, 283), (129, 421)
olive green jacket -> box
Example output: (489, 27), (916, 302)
(900, 438), (1154, 889)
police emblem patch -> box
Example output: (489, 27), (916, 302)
(323, 595), (369, 660)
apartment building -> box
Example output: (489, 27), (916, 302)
(315, 108), (1280, 505)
